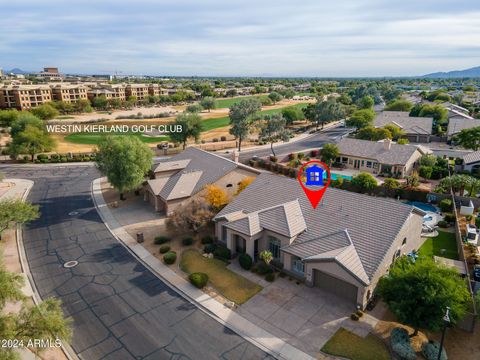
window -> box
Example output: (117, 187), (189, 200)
(268, 236), (281, 259)
(366, 161), (372, 168)
(341, 157), (348, 163)
(361, 160), (365, 167)
(221, 225), (227, 242)
(402, 237), (407, 246)
(292, 258), (304, 274)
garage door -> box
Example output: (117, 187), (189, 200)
(313, 270), (358, 304)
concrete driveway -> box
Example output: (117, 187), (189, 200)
(231, 262), (379, 357)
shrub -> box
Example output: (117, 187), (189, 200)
(203, 243), (216, 254)
(239, 253), (253, 270)
(270, 155), (278, 163)
(438, 220), (448, 228)
(297, 152), (305, 160)
(288, 153), (297, 160)
(201, 235), (213, 244)
(212, 138), (219, 142)
(163, 251), (177, 264)
(444, 214), (455, 223)
(182, 237), (194, 246)
(390, 328), (416, 360)
(213, 246), (231, 260)
(220, 136), (227, 141)
(22, 155), (30, 162)
(439, 199), (452, 212)
(310, 149), (319, 157)
(37, 154), (49, 160)
(254, 261), (273, 275)
(350, 313), (359, 321)
(154, 236), (170, 245)
(159, 245), (171, 254)
(189, 272), (209, 288)
(265, 273), (275, 282)
(356, 310), (364, 318)
(476, 217), (480, 227)
(50, 154), (59, 160)
(422, 341), (448, 360)
(466, 214), (473, 221)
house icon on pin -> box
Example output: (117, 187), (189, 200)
(305, 165), (324, 186)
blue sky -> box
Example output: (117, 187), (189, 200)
(2, 0), (480, 77)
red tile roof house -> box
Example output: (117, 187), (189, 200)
(144, 147), (260, 215)
(214, 173), (426, 309)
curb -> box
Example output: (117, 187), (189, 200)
(12, 179), (80, 360)
(91, 177), (315, 360)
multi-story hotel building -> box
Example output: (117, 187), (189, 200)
(0, 84), (52, 110)
(51, 84), (88, 103)
(125, 84), (149, 101)
(87, 84), (126, 101)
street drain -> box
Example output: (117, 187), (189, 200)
(63, 261), (78, 268)
(68, 211), (79, 216)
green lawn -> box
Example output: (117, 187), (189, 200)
(321, 328), (390, 360)
(214, 95), (268, 109)
(418, 230), (459, 260)
(64, 132), (169, 145)
(180, 249), (262, 304)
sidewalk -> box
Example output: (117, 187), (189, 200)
(92, 177), (319, 360)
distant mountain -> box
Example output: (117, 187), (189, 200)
(4, 68), (29, 74)
(422, 66), (480, 78)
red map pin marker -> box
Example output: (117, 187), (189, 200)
(297, 160), (331, 209)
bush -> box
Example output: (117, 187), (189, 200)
(201, 235), (213, 244)
(476, 217), (480, 227)
(270, 155), (278, 163)
(288, 153), (297, 160)
(159, 245), (171, 254)
(356, 310), (364, 318)
(254, 261), (273, 275)
(439, 199), (452, 212)
(212, 138), (219, 142)
(444, 214), (455, 223)
(220, 136), (227, 141)
(163, 251), (177, 264)
(154, 236), (170, 245)
(213, 246), (231, 260)
(50, 154), (59, 160)
(265, 273), (275, 282)
(350, 313), (359, 321)
(189, 272), (209, 288)
(422, 341), (448, 360)
(239, 253), (253, 270)
(203, 243), (217, 254)
(37, 154), (49, 160)
(390, 328), (416, 360)
(182, 237), (194, 246)
(438, 220), (449, 228)
(466, 214), (473, 221)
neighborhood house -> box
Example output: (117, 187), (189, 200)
(335, 137), (430, 178)
(144, 147), (259, 215)
(374, 111), (433, 143)
(214, 173), (425, 309)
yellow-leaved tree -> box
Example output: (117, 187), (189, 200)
(204, 185), (229, 211)
(236, 177), (255, 195)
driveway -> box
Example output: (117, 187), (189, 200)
(230, 262), (378, 358)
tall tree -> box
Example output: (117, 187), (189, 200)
(312, 97), (345, 130)
(0, 199), (39, 240)
(96, 135), (153, 200)
(377, 257), (470, 337)
(268, 92), (283, 104)
(357, 95), (374, 109)
(454, 126), (480, 150)
(320, 143), (339, 166)
(229, 99), (262, 151)
(9, 125), (56, 162)
(9, 113), (44, 138)
(169, 112), (203, 149)
(0, 109), (19, 127)
(351, 172), (377, 193)
(200, 97), (216, 112)
(30, 104), (59, 120)
(259, 113), (291, 156)
(346, 109), (375, 129)
(385, 99), (413, 112)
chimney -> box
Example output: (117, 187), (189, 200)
(383, 138), (392, 150)
(232, 150), (239, 163)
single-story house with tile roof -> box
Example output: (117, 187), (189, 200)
(335, 138), (430, 178)
(144, 147), (260, 215)
(461, 151), (480, 175)
(374, 111), (433, 143)
(214, 173), (425, 308)
(447, 118), (480, 139)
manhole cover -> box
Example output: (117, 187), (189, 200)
(63, 261), (78, 268)
(68, 211), (79, 216)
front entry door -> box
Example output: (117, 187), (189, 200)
(254, 239), (259, 261)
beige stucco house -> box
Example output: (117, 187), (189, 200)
(144, 147), (259, 215)
(214, 173), (425, 309)
(374, 111), (433, 143)
(336, 138), (430, 178)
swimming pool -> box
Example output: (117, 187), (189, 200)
(405, 201), (439, 213)
(324, 172), (353, 181)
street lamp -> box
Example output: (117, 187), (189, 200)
(437, 307), (450, 360)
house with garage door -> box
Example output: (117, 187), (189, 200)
(461, 151), (480, 175)
(214, 173), (425, 309)
(144, 147), (260, 215)
(374, 111), (433, 143)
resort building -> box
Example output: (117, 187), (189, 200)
(335, 138), (429, 178)
(87, 84), (126, 101)
(0, 84), (52, 110)
(51, 83), (88, 103)
(374, 111), (433, 143)
(148, 84), (168, 96)
(144, 147), (259, 215)
(125, 84), (150, 101)
(214, 173), (425, 309)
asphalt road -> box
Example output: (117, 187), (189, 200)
(1, 164), (274, 360)
(236, 126), (352, 162)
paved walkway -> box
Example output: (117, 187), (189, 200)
(92, 177), (317, 360)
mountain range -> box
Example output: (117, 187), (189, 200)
(422, 66), (480, 78)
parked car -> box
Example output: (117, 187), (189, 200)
(473, 265), (480, 282)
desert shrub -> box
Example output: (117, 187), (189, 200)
(212, 138), (219, 142)
(182, 237), (194, 246)
(213, 246), (231, 260)
(154, 236), (170, 245)
(265, 273), (275, 282)
(203, 244), (216, 254)
(422, 340), (448, 360)
(439, 199), (452, 212)
(159, 245), (171, 254)
(201, 235), (213, 244)
(356, 310), (364, 318)
(220, 136), (227, 141)
(239, 253), (253, 270)
(444, 214), (455, 223)
(189, 272), (209, 288)
(350, 313), (359, 321)
(163, 251), (177, 264)
(390, 328), (416, 360)
(437, 220), (448, 228)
